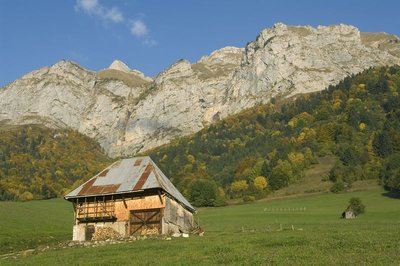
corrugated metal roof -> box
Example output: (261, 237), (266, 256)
(65, 156), (195, 212)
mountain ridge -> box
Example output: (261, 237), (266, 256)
(1, 65), (399, 201)
(1, 23), (400, 157)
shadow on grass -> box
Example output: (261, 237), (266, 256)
(382, 190), (400, 199)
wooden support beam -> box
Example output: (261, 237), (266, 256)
(85, 197), (88, 219)
(94, 196), (97, 218)
(112, 195), (115, 214)
(123, 196), (128, 209)
(157, 190), (163, 205)
(73, 199), (78, 225)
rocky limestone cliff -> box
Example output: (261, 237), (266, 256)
(222, 23), (400, 115)
(107, 59), (153, 83)
(109, 60), (132, 73)
(111, 46), (244, 156)
(1, 23), (400, 157)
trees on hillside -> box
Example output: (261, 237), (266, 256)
(188, 179), (225, 207)
(373, 131), (393, 158)
(253, 176), (268, 190)
(0, 126), (111, 201)
(147, 66), (400, 205)
(151, 66), (400, 205)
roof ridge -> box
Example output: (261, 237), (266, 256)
(149, 161), (163, 188)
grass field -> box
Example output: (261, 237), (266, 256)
(1, 188), (399, 265)
(0, 199), (73, 254)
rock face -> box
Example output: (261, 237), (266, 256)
(223, 23), (400, 114)
(1, 23), (400, 157)
(109, 60), (132, 73)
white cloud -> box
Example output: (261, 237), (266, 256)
(76, 0), (124, 23)
(130, 20), (148, 37)
(105, 7), (124, 23)
(130, 19), (157, 47)
(76, 1), (157, 47)
(77, 0), (98, 12)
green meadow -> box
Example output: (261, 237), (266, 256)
(1, 188), (399, 265)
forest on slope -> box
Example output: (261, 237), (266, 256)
(0, 66), (399, 204)
(0, 126), (112, 200)
(146, 65), (400, 206)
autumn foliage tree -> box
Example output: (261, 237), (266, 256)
(0, 125), (111, 201)
(253, 176), (268, 190)
(230, 180), (249, 198)
(144, 66), (400, 204)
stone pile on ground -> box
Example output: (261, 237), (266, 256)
(91, 227), (122, 241)
(140, 228), (159, 235)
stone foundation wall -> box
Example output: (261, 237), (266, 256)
(72, 221), (128, 241)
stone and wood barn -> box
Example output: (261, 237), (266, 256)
(64, 156), (195, 241)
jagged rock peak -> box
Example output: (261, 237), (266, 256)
(105, 60), (153, 82)
(50, 60), (88, 72)
(231, 22), (400, 113)
(256, 22), (360, 41)
(259, 22), (358, 39)
(14, 60), (92, 84)
(169, 59), (191, 69)
(109, 60), (131, 73)
(243, 23), (365, 65)
(316, 23), (359, 33)
(198, 46), (244, 65)
(155, 59), (192, 83)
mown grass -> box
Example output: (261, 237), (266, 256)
(0, 199), (72, 254)
(1, 188), (399, 265)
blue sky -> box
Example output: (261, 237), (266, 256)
(1, 0), (400, 87)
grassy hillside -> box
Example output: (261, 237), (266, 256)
(145, 65), (400, 205)
(0, 125), (112, 200)
(1, 189), (399, 264)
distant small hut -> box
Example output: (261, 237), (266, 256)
(64, 156), (195, 241)
(342, 208), (356, 219)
